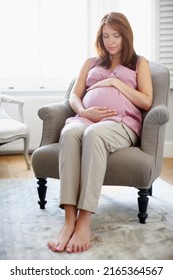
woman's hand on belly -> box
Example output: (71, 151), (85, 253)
(87, 78), (114, 91)
(80, 106), (117, 122)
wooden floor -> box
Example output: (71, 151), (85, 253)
(0, 154), (34, 179)
(0, 154), (173, 186)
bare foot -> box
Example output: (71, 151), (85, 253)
(66, 210), (91, 253)
(48, 223), (75, 252)
(48, 205), (77, 252)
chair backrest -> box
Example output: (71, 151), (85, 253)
(0, 94), (10, 119)
(65, 77), (76, 99)
(140, 61), (170, 122)
(149, 61), (170, 107)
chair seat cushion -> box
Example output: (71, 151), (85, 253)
(0, 119), (27, 142)
(32, 143), (154, 188)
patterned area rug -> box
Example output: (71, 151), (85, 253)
(0, 177), (173, 260)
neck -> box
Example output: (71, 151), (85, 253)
(110, 54), (121, 64)
(110, 56), (121, 69)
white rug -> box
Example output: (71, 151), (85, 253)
(0, 177), (173, 260)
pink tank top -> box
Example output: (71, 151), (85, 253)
(66, 57), (142, 137)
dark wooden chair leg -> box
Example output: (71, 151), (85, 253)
(137, 189), (149, 224)
(36, 178), (47, 209)
(148, 185), (153, 196)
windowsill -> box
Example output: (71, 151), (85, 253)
(1, 88), (66, 97)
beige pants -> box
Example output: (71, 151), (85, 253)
(59, 121), (138, 213)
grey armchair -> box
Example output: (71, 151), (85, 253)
(32, 61), (170, 223)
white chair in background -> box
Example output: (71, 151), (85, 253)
(0, 93), (30, 169)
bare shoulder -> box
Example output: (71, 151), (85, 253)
(72, 58), (93, 95)
(81, 57), (94, 71)
(137, 56), (153, 104)
(137, 56), (150, 71)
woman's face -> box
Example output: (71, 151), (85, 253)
(102, 24), (123, 57)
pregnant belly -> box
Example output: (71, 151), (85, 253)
(82, 87), (124, 114)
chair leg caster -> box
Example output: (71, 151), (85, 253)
(36, 178), (47, 209)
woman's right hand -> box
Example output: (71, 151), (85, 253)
(80, 106), (117, 122)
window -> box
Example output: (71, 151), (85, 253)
(0, 0), (88, 91)
(1, 0), (167, 91)
(114, 0), (152, 60)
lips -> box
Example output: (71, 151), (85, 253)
(108, 47), (117, 52)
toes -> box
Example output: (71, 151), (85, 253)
(47, 240), (55, 250)
(66, 246), (73, 253)
(48, 242), (57, 252)
(48, 241), (61, 252)
(48, 240), (67, 252)
(54, 244), (65, 252)
(66, 243), (90, 253)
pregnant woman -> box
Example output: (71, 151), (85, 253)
(48, 12), (153, 253)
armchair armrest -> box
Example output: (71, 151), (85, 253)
(38, 99), (75, 146)
(141, 105), (169, 156)
(0, 93), (25, 123)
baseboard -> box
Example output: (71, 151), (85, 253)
(164, 141), (173, 158)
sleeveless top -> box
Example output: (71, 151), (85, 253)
(66, 57), (142, 137)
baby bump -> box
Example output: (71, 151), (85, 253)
(82, 87), (124, 113)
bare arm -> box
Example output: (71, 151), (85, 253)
(69, 58), (90, 114)
(69, 58), (117, 122)
(113, 57), (153, 110)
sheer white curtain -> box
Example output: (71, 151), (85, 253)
(113, 0), (152, 60)
(0, 0), (154, 91)
(0, 0), (88, 90)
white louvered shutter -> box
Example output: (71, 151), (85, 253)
(158, 0), (173, 88)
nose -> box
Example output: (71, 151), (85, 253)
(107, 36), (115, 45)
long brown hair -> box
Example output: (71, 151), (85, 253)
(95, 12), (138, 70)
